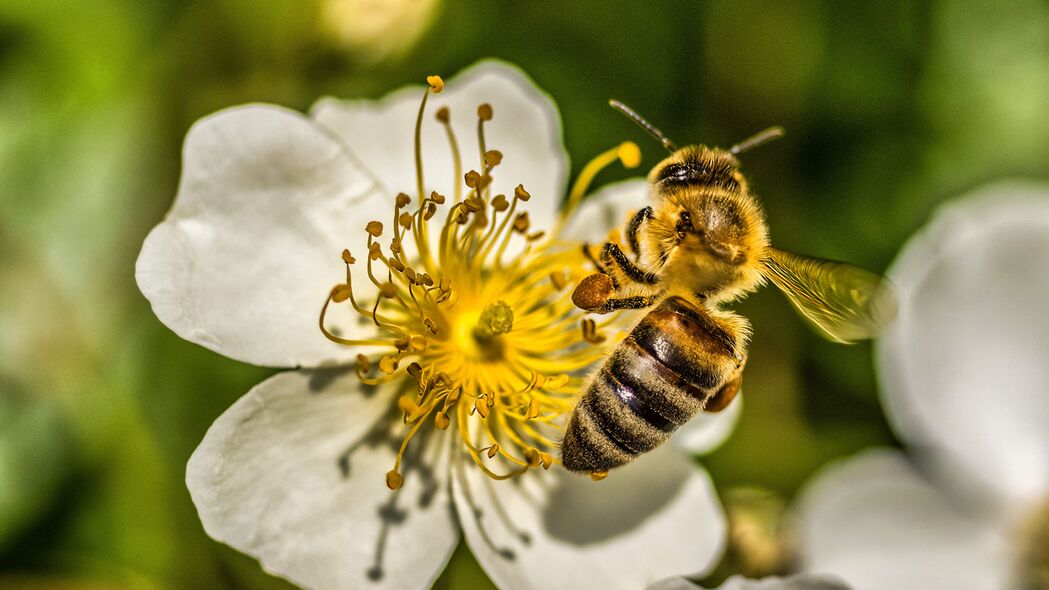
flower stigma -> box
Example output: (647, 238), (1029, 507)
(318, 74), (641, 489)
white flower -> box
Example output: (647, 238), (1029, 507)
(648, 573), (851, 590)
(136, 60), (738, 590)
(794, 182), (1049, 590)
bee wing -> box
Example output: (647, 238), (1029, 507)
(761, 248), (896, 343)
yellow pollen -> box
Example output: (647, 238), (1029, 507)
(318, 73), (633, 489)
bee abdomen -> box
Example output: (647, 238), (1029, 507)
(561, 297), (740, 473)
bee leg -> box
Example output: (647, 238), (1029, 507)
(598, 294), (657, 313)
(626, 206), (653, 261)
(582, 243), (618, 287)
(704, 355), (746, 412)
(601, 242), (659, 285)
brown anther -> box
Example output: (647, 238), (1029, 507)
(406, 362), (423, 381)
(356, 354), (371, 373)
(474, 397), (490, 419)
(549, 270), (568, 290)
(390, 238), (402, 254)
(581, 318), (606, 344)
(332, 284), (353, 303)
(491, 194), (509, 212)
(395, 193), (411, 208)
(404, 267), (417, 283)
(379, 356), (398, 375)
(341, 249), (356, 264)
(440, 277), (452, 291)
(418, 273), (435, 287)
(524, 448), (542, 468)
(430, 191), (446, 204)
(394, 337), (410, 352)
(539, 452), (553, 469)
(366, 221), (384, 237)
(435, 106), (450, 123)
(572, 273), (615, 312)
(379, 282), (397, 299)
(464, 170), (481, 189)
(368, 242), (383, 260)
(526, 230), (546, 242)
(437, 373), (453, 388)
(434, 412), (450, 430)
(590, 470), (609, 481)
(475, 174), (492, 191)
(408, 335), (427, 352)
(477, 103), (493, 121)
(514, 184), (531, 201)
(512, 212), (531, 233)
(424, 203), (437, 220)
(386, 469), (404, 491)
(484, 150), (503, 168)
(463, 196), (484, 212)
(399, 212), (413, 229)
(389, 258), (405, 272)
(424, 318), (439, 335)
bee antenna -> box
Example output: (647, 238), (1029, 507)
(729, 126), (785, 155)
(608, 100), (678, 153)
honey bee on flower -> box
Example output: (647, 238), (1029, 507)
(136, 61), (736, 590)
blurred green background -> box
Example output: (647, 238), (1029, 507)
(3, 0), (1049, 588)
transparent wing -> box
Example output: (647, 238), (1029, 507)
(762, 248), (896, 343)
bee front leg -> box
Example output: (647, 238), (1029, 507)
(601, 242), (659, 285)
(626, 206), (653, 261)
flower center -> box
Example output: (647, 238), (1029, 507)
(318, 74), (640, 489)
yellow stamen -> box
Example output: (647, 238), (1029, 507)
(560, 141), (642, 223)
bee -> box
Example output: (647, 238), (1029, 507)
(560, 101), (895, 476)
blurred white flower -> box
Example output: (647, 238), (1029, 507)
(136, 60), (738, 590)
(795, 182), (1049, 590)
(649, 573), (851, 590)
(321, 0), (441, 63)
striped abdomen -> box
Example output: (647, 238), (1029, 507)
(561, 296), (744, 473)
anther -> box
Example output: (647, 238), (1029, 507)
(581, 318), (606, 344)
(434, 412), (450, 430)
(477, 103), (493, 121)
(394, 337), (410, 352)
(424, 318), (439, 335)
(406, 362), (423, 382)
(526, 230), (545, 242)
(514, 184), (531, 201)
(485, 150), (503, 168)
(395, 193), (411, 208)
(435, 106), (450, 123)
(390, 238), (402, 254)
(379, 356), (398, 374)
(341, 249), (356, 264)
(474, 397), (490, 419)
(408, 335), (427, 352)
(549, 270), (568, 290)
(389, 258), (405, 272)
(356, 354), (371, 374)
(398, 396), (420, 417)
(424, 203), (437, 220)
(527, 398), (541, 419)
(368, 242), (383, 260)
(379, 282), (397, 298)
(403, 267), (417, 283)
(486, 444), (500, 459)
(386, 469), (404, 491)
(590, 470), (609, 481)
(491, 194), (509, 211)
(512, 212), (531, 233)
(524, 448), (542, 468)
(426, 75), (444, 93)
(539, 452), (553, 469)
(617, 141), (642, 168)
(399, 212), (413, 229)
(417, 273), (435, 287)
(332, 285), (353, 303)
(430, 191), (446, 204)
(463, 196), (484, 212)
(465, 170), (481, 189)
(366, 221), (384, 237)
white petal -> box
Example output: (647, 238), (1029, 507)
(672, 395), (743, 455)
(877, 182), (1049, 506)
(647, 574), (851, 590)
(136, 104), (383, 368)
(312, 60), (568, 237)
(187, 370), (458, 590)
(560, 179), (649, 242)
(453, 445), (726, 590)
(794, 448), (1012, 590)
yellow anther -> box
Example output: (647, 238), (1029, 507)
(539, 452), (553, 469)
(386, 469), (404, 490)
(398, 396), (420, 417)
(491, 194), (509, 212)
(426, 75), (444, 93)
(590, 470), (609, 481)
(545, 374), (570, 390)
(524, 448), (542, 468)
(477, 103), (493, 121)
(341, 249), (356, 264)
(617, 141), (642, 168)
(512, 212), (531, 233)
(527, 398), (541, 419)
(356, 354), (371, 374)
(581, 317), (607, 343)
(437, 373), (453, 388)
(435, 106), (450, 123)
(514, 184), (531, 201)
(395, 193), (411, 208)
(379, 282), (397, 298)
(549, 270), (568, 290)
(331, 284), (352, 303)
(409, 335), (427, 352)
(435, 412), (450, 430)
(474, 397), (490, 419)
(366, 221), (384, 237)
(424, 318), (439, 335)
(486, 444), (500, 459)
(379, 356), (398, 375)
(406, 362), (423, 381)
(484, 149), (503, 168)
(445, 386), (461, 407)
(399, 212), (413, 229)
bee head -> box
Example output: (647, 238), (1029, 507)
(649, 146), (747, 194)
